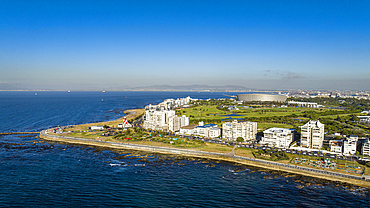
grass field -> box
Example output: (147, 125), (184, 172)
(179, 105), (311, 120)
(257, 123), (294, 130)
(178, 105), (356, 131)
(179, 105), (353, 121)
(63, 109), (144, 132)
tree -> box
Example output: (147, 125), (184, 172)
(236, 137), (244, 142)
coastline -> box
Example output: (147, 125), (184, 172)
(39, 129), (370, 188)
(62, 109), (144, 132)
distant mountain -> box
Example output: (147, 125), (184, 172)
(125, 85), (255, 92)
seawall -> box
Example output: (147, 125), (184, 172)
(39, 130), (370, 188)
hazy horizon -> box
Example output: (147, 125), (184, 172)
(1, 1), (369, 91)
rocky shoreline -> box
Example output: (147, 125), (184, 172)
(39, 129), (370, 188)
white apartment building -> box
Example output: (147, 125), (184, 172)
(362, 138), (370, 156)
(300, 120), (325, 149)
(161, 96), (193, 109)
(260, 128), (294, 148)
(194, 123), (221, 138)
(178, 122), (221, 138)
(143, 104), (175, 131)
(169, 115), (189, 132)
(175, 96), (192, 107)
(330, 140), (343, 154)
(179, 124), (198, 135)
(343, 135), (358, 155)
(208, 127), (221, 138)
(222, 120), (257, 142)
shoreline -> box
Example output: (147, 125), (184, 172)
(39, 129), (370, 188)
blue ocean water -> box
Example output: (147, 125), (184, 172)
(0, 91), (369, 207)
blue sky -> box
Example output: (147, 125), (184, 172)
(1, 0), (369, 90)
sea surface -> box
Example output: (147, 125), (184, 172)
(0, 91), (369, 207)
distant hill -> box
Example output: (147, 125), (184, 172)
(125, 85), (255, 92)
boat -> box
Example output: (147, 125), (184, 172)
(67, 90), (71, 93)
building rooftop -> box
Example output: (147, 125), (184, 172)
(196, 124), (217, 128)
(180, 124), (198, 129)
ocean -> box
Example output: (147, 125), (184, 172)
(0, 91), (369, 207)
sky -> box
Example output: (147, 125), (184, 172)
(1, 0), (369, 90)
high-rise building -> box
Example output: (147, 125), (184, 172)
(300, 120), (325, 149)
(143, 103), (190, 132)
(222, 120), (257, 142)
(169, 115), (189, 132)
(362, 138), (370, 156)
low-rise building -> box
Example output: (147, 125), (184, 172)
(343, 135), (358, 155)
(222, 120), (257, 142)
(288, 101), (319, 108)
(179, 124), (198, 135)
(358, 116), (370, 123)
(90, 125), (104, 130)
(179, 122), (221, 138)
(330, 140), (343, 154)
(194, 123), (221, 138)
(260, 128), (294, 148)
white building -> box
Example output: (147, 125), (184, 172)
(194, 123), (221, 138)
(300, 120), (325, 150)
(222, 120), (257, 142)
(362, 138), (370, 156)
(90, 125), (104, 130)
(357, 116), (370, 123)
(343, 135), (358, 155)
(169, 115), (189, 132)
(179, 124), (198, 135)
(260, 128), (294, 148)
(330, 140), (343, 154)
(143, 108), (175, 131)
(288, 101), (319, 108)
(143, 104), (174, 131)
(161, 96), (193, 109)
(179, 122), (221, 138)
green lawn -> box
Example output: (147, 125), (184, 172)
(319, 113), (362, 119)
(180, 105), (351, 121)
(257, 123), (294, 130)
